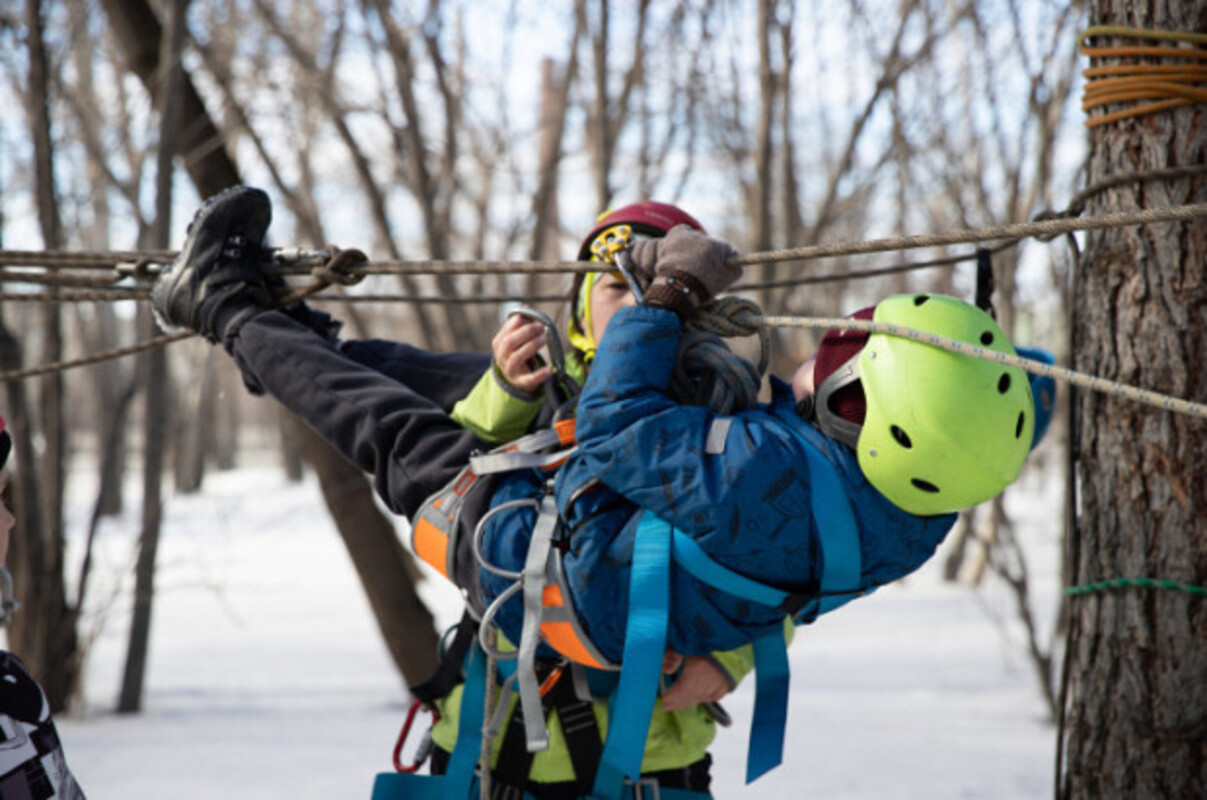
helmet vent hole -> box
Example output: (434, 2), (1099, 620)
(890, 425), (913, 449)
(997, 374), (1012, 394)
(980, 331), (994, 346)
(913, 294), (931, 306)
(1016, 411), (1026, 439)
(911, 479), (940, 494)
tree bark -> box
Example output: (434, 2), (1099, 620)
(1059, 2), (1207, 797)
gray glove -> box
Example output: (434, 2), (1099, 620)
(628, 225), (741, 318)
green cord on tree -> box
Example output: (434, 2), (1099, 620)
(1064, 577), (1207, 599)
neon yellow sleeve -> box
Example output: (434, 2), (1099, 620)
(449, 364), (544, 445)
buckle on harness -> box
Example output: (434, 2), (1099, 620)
(627, 776), (662, 800)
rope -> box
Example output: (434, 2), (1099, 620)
(1080, 26), (1207, 128)
(0, 290), (149, 303)
(728, 204), (1207, 267)
(756, 313), (1207, 420)
(1036, 165), (1207, 226)
(0, 246), (370, 384)
(4, 203), (1207, 390)
(4, 202), (1205, 280)
(0, 331), (193, 382)
(1065, 577), (1207, 599)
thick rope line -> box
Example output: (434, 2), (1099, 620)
(4, 302), (1205, 422)
(0, 331), (193, 382)
(4, 202), (1205, 279)
(757, 313), (1207, 420)
(729, 204), (1207, 267)
(0, 290), (148, 303)
(0, 250), (175, 270)
(1065, 577), (1207, 599)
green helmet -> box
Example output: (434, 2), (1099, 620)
(813, 293), (1034, 516)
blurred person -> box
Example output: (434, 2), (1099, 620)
(0, 415), (86, 800)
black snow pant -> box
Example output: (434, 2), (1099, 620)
(225, 308), (492, 519)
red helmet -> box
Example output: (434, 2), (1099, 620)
(576, 201), (707, 261)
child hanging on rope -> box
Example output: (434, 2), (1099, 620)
(150, 186), (1054, 795)
(152, 187), (749, 797)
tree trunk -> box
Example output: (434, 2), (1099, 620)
(97, 0), (240, 198)
(1059, 3), (1207, 797)
(99, 0), (441, 687)
(292, 420), (439, 687)
(118, 0), (188, 714)
(9, 0), (80, 715)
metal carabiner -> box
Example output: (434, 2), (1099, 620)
(505, 307), (580, 405)
(392, 699), (439, 774)
(612, 248), (645, 304)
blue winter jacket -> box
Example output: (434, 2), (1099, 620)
(478, 306), (958, 663)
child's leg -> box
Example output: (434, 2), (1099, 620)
(337, 339), (490, 414)
(227, 310), (486, 518)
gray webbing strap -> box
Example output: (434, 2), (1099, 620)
(470, 445), (577, 475)
(516, 492), (561, 752)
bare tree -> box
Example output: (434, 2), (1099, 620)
(117, 0), (188, 715)
(97, 0), (442, 691)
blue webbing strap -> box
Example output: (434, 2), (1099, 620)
(671, 531), (790, 608)
(371, 643), (494, 800)
(666, 441), (862, 785)
(671, 529), (794, 783)
(591, 513), (672, 800)
(747, 630), (791, 783)
(443, 642), (489, 800)
(803, 447), (862, 617)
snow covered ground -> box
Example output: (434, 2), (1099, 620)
(35, 454), (1063, 799)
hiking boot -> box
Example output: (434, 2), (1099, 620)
(151, 185), (274, 342)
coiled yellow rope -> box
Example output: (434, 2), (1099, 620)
(1080, 26), (1207, 128)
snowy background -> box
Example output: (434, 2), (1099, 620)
(29, 452), (1063, 799)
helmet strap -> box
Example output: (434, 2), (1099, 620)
(813, 353), (863, 450)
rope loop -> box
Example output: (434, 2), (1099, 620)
(311, 245), (369, 287)
(1029, 208), (1076, 242)
(665, 296), (769, 416)
(688, 296), (770, 375)
(669, 331), (762, 416)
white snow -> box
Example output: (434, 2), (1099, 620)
(43, 454), (1063, 799)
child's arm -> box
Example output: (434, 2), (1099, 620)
(449, 316), (554, 444)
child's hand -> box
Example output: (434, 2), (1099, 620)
(493, 313), (553, 395)
(661, 651), (731, 711)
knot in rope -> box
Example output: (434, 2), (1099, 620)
(1029, 208), (1077, 242)
(126, 258), (160, 282)
(311, 246), (369, 287)
(687, 295), (770, 375)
